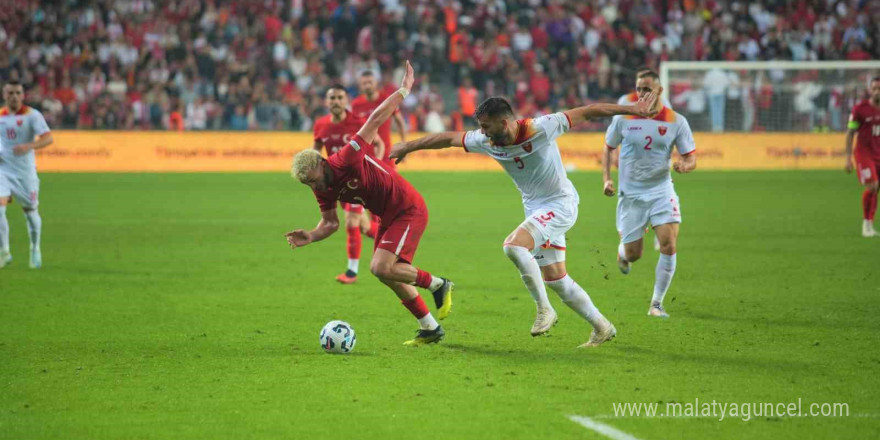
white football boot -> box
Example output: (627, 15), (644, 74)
(579, 318), (617, 348)
(0, 250), (11, 268)
(530, 307), (558, 336)
(862, 220), (878, 238)
(29, 246), (41, 269)
(647, 303), (669, 318)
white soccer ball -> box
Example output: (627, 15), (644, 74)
(319, 320), (356, 354)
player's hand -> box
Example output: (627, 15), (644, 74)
(845, 158), (854, 174)
(633, 91), (659, 118)
(603, 180), (616, 197)
(401, 60), (415, 92)
(12, 143), (33, 156)
(285, 230), (311, 249)
(390, 142), (408, 164)
(673, 161), (690, 174)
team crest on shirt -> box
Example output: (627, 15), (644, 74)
(16, 119), (23, 126)
(522, 142), (533, 153)
(658, 125), (667, 135)
(346, 179), (360, 190)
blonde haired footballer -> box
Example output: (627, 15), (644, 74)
(392, 93), (658, 348)
(602, 69), (697, 318)
(0, 80), (54, 269)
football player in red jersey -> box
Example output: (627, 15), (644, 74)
(312, 85), (381, 283)
(288, 62), (453, 346)
(351, 70), (407, 168)
(845, 77), (880, 237)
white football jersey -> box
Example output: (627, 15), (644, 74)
(617, 92), (673, 108)
(605, 107), (695, 196)
(463, 112), (579, 211)
(0, 106), (50, 177)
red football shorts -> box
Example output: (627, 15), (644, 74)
(374, 206), (428, 264)
(854, 153), (879, 185)
(341, 202), (364, 214)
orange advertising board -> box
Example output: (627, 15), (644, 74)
(35, 131), (847, 172)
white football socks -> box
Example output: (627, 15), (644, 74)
(503, 244), (552, 309)
(652, 253), (677, 306)
(347, 258), (359, 274)
(546, 275), (605, 328)
(24, 209), (41, 249)
(0, 205), (8, 253)
(417, 312), (439, 330)
(618, 242), (628, 262)
(427, 275), (444, 291)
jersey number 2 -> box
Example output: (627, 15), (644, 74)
(514, 157), (525, 169)
(644, 136), (653, 150)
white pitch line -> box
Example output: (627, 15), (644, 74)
(568, 415), (644, 440)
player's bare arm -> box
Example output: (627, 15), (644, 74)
(844, 128), (856, 173)
(312, 139), (323, 152)
(602, 146), (616, 197)
(673, 152), (697, 174)
(564, 91), (659, 124)
(392, 111), (407, 143)
(373, 136), (386, 160)
(356, 61), (414, 145)
(286, 209), (340, 250)
(13, 132), (53, 156)
(389, 131), (465, 164)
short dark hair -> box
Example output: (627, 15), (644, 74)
(326, 84), (348, 95)
(872, 76), (880, 84)
(474, 97), (515, 119)
(637, 69), (660, 81)
(4, 79), (22, 88)
(359, 70), (375, 78)
(635, 65), (653, 75)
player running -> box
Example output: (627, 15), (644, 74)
(845, 77), (880, 237)
(0, 80), (53, 269)
(602, 69), (697, 318)
(391, 94), (658, 348)
(618, 67), (673, 252)
(351, 69), (408, 168)
(312, 84), (382, 283)
(289, 61), (454, 346)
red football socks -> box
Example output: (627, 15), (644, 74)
(863, 189), (877, 221)
(346, 226), (362, 259)
(401, 295), (429, 319)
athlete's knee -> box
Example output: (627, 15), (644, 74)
(870, 182), (880, 192)
(659, 242), (676, 255)
(0, 197), (8, 207)
(625, 247), (642, 262)
(369, 260), (393, 280)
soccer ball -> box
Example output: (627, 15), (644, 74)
(319, 320), (356, 354)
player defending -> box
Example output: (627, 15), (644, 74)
(312, 84), (382, 283)
(288, 61), (454, 346)
(845, 77), (880, 237)
(352, 70), (408, 168)
(0, 80), (53, 269)
(618, 66), (672, 252)
(603, 69), (697, 318)
(391, 94), (658, 348)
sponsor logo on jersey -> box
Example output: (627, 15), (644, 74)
(523, 142), (533, 153)
(658, 125), (667, 135)
(627, 126), (642, 131)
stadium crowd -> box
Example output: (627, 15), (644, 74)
(2, 0), (877, 132)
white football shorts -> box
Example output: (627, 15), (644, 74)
(617, 190), (681, 244)
(0, 172), (39, 209)
(521, 199), (577, 267)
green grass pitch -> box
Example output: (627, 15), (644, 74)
(1, 170), (878, 439)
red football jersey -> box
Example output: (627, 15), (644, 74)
(849, 100), (880, 159)
(351, 92), (394, 162)
(313, 135), (425, 220)
(312, 111), (371, 157)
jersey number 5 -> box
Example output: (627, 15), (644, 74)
(514, 157), (525, 169)
(644, 136), (653, 150)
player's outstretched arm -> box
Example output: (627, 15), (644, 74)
(389, 131), (465, 164)
(565, 92), (659, 124)
(285, 209), (340, 250)
(392, 112), (407, 143)
(356, 61), (415, 145)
